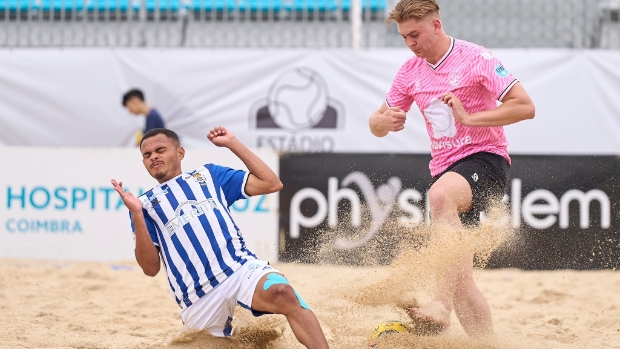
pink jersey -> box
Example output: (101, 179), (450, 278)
(386, 37), (518, 177)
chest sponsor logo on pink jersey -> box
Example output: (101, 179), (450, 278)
(432, 135), (472, 150)
(448, 70), (462, 87)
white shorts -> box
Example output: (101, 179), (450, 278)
(180, 259), (279, 337)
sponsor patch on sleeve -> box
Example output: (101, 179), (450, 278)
(495, 64), (509, 77)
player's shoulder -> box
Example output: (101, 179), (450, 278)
(453, 38), (494, 61)
(397, 55), (425, 74)
(180, 163), (213, 175)
(178, 164), (213, 183)
(137, 186), (158, 198)
(189, 163), (232, 179)
(200, 163), (220, 173)
(136, 184), (166, 208)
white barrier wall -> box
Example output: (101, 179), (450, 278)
(0, 147), (279, 262)
(1, 49), (619, 155)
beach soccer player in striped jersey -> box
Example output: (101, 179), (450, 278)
(369, 0), (535, 337)
(111, 127), (329, 349)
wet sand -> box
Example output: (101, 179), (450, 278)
(1, 258), (619, 349)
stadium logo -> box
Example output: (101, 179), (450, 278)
(288, 174), (611, 249)
(249, 67), (345, 152)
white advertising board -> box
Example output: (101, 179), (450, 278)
(0, 147), (279, 262)
(0, 49), (619, 155)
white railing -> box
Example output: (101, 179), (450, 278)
(0, 0), (614, 47)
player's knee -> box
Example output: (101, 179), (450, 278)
(268, 284), (299, 310)
(428, 186), (452, 213)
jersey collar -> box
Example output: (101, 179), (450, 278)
(426, 36), (455, 71)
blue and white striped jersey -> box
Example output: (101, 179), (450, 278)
(129, 163), (257, 309)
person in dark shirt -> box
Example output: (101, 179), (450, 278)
(122, 89), (166, 145)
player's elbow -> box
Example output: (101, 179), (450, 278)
(142, 264), (160, 277)
(269, 179), (284, 193)
(514, 95), (535, 121)
(137, 255), (160, 277)
(523, 102), (535, 120)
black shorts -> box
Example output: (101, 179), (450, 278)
(430, 152), (510, 227)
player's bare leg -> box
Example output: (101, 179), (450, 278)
(251, 273), (329, 349)
(453, 251), (494, 336)
(410, 255), (459, 333)
(409, 172), (493, 336)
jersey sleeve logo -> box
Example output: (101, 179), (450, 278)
(495, 64), (509, 77)
(424, 98), (457, 138)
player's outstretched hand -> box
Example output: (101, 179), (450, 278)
(207, 126), (236, 147)
(441, 92), (471, 126)
(111, 179), (142, 214)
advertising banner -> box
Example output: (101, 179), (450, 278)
(279, 153), (620, 270)
(0, 147), (279, 262)
(0, 49), (619, 156)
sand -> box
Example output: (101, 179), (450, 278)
(1, 257), (619, 349)
(3, 207), (620, 349)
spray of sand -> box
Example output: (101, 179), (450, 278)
(349, 203), (513, 305)
(167, 311), (286, 349)
(312, 201), (519, 348)
(163, 200), (518, 349)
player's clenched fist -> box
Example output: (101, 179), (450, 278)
(378, 106), (407, 132)
(207, 126), (236, 147)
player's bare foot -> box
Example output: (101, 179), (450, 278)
(408, 301), (451, 336)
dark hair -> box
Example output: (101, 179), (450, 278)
(122, 89), (145, 106)
(140, 128), (181, 148)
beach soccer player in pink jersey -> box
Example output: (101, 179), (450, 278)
(369, 0), (535, 337)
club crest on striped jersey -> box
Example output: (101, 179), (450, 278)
(448, 70), (462, 87)
(165, 199), (220, 236)
(190, 172), (209, 186)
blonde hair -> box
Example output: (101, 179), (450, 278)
(386, 0), (440, 24)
